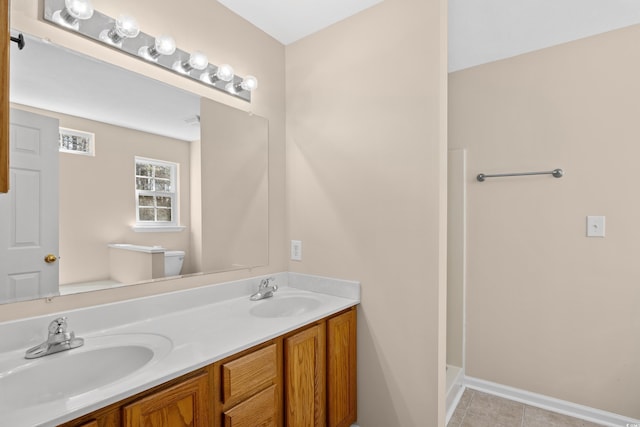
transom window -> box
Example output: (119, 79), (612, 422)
(135, 157), (178, 226)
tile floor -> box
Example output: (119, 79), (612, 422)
(448, 389), (605, 427)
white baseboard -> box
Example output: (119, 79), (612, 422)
(446, 367), (465, 424)
(446, 383), (465, 424)
(465, 376), (640, 427)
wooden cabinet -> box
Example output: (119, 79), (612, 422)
(1, 0), (9, 193)
(283, 307), (357, 427)
(122, 372), (210, 427)
(59, 372), (209, 427)
(58, 406), (120, 427)
(284, 323), (326, 427)
(327, 309), (357, 427)
(223, 384), (277, 427)
(213, 343), (282, 427)
(59, 307), (357, 427)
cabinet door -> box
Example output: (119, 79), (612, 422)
(284, 323), (326, 427)
(327, 309), (357, 427)
(223, 384), (277, 427)
(122, 372), (210, 427)
(1, 0), (9, 193)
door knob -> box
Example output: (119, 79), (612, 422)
(44, 254), (58, 263)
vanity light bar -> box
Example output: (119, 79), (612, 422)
(43, 0), (256, 102)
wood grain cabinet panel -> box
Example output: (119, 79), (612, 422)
(223, 384), (277, 427)
(1, 0), (9, 193)
(122, 373), (210, 427)
(57, 407), (120, 427)
(222, 343), (277, 405)
(284, 323), (326, 427)
(214, 342), (282, 427)
(327, 308), (357, 427)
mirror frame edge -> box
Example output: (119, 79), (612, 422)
(1, 0), (8, 193)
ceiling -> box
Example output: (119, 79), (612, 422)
(449, 0), (640, 72)
(217, 0), (384, 45)
(218, 0), (640, 72)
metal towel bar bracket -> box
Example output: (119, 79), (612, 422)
(477, 168), (563, 182)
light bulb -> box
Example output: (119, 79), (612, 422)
(216, 64), (234, 82)
(188, 51), (208, 70)
(155, 35), (177, 56)
(227, 75), (258, 95)
(200, 64), (234, 85)
(173, 51), (208, 74)
(99, 14), (140, 47)
(138, 35), (176, 61)
(66, 0), (94, 19)
(52, 0), (94, 30)
(240, 75), (258, 92)
(115, 15), (140, 38)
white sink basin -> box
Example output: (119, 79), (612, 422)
(250, 295), (322, 318)
(0, 333), (172, 410)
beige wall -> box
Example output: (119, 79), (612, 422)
(3, 0), (286, 318)
(285, 0), (448, 425)
(449, 25), (640, 418)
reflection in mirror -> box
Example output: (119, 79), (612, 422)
(2, 33), (268, 304)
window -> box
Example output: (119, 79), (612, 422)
(58, 127), (95, 156)
(135, 157), (178, 228)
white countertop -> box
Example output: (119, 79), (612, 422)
(0, 272), (360, 427)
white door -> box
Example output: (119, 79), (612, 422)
(0, 109), (59, 303)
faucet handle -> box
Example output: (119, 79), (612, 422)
(259, 277), (269, 287)
(48, 317), (68, 336)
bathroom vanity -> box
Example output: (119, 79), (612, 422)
(0, 273), (359, 427)
(58, 308), (356, 427)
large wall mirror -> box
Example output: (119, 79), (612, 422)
(0, 33), (269, 304)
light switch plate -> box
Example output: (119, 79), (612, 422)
(586, 216), (605, 237)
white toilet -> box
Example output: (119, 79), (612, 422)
(164, 250), (185, 277)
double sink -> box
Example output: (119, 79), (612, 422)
(0, 288), (327, 418)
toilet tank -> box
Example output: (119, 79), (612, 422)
(164, 250), (185, 277)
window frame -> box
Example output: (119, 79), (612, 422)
(58, 127), (95, 156)
(134, 156), (179, 229)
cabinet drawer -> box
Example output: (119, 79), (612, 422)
(222, 344), (277, 404)
(223, 385), (277, 427)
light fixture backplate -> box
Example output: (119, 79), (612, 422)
(43, 0), (252, 102)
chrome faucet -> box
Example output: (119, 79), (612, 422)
(25, 317), (84, 359)
(250, 277), (278, 301)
